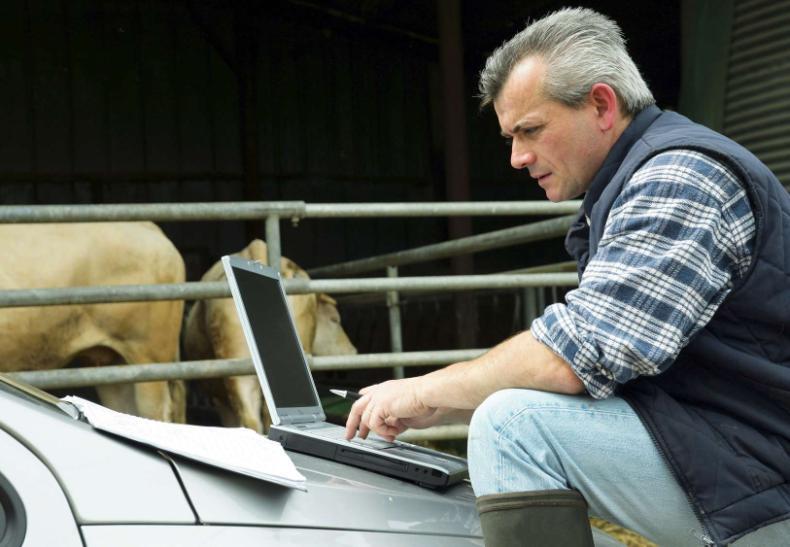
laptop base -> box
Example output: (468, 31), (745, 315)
(269, 425), (468, 489)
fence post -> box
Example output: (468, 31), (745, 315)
(536, 286), (546, 318)
(386, 266), (405, 379)
(522, 287), (538, 329)
(265, 215), (281, 272)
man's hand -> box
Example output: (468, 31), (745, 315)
(342, 331), (584, 441)
(344, 377), (436, 442)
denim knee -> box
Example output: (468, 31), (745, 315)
(467, 389), (568, 495)
(469, 390), (508, 442)
(467, 390), (511, 495)
(469, 388), (562, 440)
(468, 389), (525, 454)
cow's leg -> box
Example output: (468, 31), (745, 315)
(96, 378), (184, 422)
(168, 379), (186, 423)
(135, 380), (180, 421)
(225, 375), (265, 433)
(197, 376), (242, 428)
(95, 383), (138, 415)
(120, 300), (186, 423)
(73, 346), (151, 417)
(96, 380), (179, 421)
(96, 344), (185, 423)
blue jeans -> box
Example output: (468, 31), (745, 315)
(467, 389), (790, 546)
(468, 389), (705, 546)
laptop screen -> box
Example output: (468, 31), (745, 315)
(230, 264), (320, 409)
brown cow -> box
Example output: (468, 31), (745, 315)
(183, 239), (356, 433)
(0, 222), (186, 422)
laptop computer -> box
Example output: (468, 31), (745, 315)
(222, 255), (469, 488)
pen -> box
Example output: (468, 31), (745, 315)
(330, 389), (362, 401)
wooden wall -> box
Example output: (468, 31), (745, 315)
(0, 1), (446, 278)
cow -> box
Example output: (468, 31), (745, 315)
(183, 239), (357, 433)
(0, 222), (186, 422)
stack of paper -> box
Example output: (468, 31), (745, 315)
(63, 396), (306, 491)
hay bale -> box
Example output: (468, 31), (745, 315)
(590, 518), (656, 547)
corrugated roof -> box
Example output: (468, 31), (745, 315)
(724, 0), (790, 190)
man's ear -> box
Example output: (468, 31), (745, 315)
(589, 83), (619, 131)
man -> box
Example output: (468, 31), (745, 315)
(345, 8), (790, 546)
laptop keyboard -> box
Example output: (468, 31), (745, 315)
(309, 426), (397, 449)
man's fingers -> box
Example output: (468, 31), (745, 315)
(359, 384), (377, 395)
(346, 380), (422, 441)
(359, 400), (375, 439)
(358, 423), (371, 439)
(344, 408), (360, 440)
(369, 407), (405, 440)
(362, 400), (394, 440)
(377, 424), (400, 442)
(344, 395), (369, 440)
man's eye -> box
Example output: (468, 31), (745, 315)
(522, 126), (540, 135)
(503, 138), (513, 146)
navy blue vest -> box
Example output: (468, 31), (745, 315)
(566, 106), (790, 545)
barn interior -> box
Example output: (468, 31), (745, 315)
(4, 0), (787, 422)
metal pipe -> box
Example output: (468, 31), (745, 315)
(0, 202), (305, 223)
(308, 215), (576, 277)
(0, 281), (229, 307)
(335, 260), (578, 306)
(304, 201), (581, 217)
(503, 260), (578, 274)
(7, 359), (254, 389)
(386, 266), (405, 379)
(0, 274), (579, 308)
(0, 274), (577, 306)
(265, 215), (281, 271)
(0, 200), (581, 223)
(398, 425), (469, 442)
(525, 288), (538, 325)
(310, 349), (484, 371)
(7, 349), (488, 389)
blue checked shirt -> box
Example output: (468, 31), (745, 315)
(531, 150), (757, 399)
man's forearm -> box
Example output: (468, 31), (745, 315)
(343, 330), (585, 441)
(417, 330), (585, 410)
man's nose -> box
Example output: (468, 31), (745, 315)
(510, 144), (536, 170)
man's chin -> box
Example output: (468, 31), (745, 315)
(543, 190), (565, 202)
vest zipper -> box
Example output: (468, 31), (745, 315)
(621, 395), (717, 546)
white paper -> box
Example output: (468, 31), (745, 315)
(63, 396), (306, 491)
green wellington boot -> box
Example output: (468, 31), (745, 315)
(476, 489), (595, 547)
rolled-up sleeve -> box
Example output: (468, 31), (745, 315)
(531, 150), (756, 399)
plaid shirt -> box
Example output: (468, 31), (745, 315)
(531, 150), (756, 399)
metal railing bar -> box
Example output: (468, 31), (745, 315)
(0, 281), (229, 307)
(386, 266), (405, 380)
(312, 349), (485, 370)
(334, 260), (579, 306)
(0, 202), (306, 223)
(502, 260), (578, 274)
(0, 274), (579, 308)
(398, 425), (469, 442)
(308, 215), (576, 277)
(4, 359), (254, 389)
(265, 215), (282, 271)
(0, 200), (582, 223)
(304, 201), (582, 217)
(6, 349), (488, 389)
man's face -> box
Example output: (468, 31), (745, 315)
(494, 57), (612, 202)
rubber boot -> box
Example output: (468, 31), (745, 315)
(476, 489), (595, 547)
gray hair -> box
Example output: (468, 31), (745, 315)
(478, 7), (654, 116)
